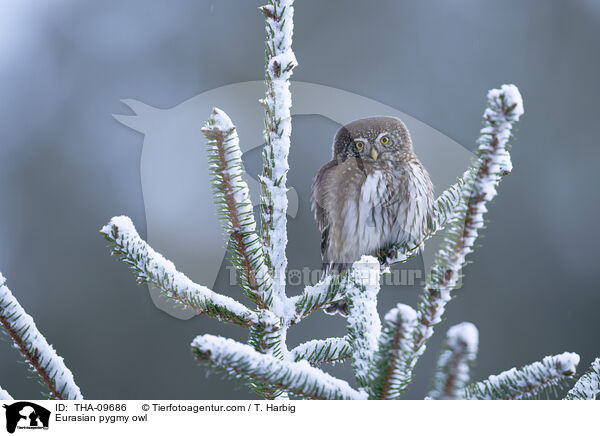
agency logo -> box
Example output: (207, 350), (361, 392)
(3, 402), (50, 433)
(114, 81), (472, 319)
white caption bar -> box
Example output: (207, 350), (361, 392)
(0, 400), (596, 435)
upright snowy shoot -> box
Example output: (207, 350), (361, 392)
(428, 322), (479, 399)
(259, 0), (297, 308)
(202, 108), (273, 310)
(401, 85), (524, 394)
(346, 256), (382, 389)
(368, 304), (417, 400)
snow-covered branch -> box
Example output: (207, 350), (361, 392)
(564, 357), (600, 400)
(191, 335), (365, 400)
(394, 85), (524, 393)
(465, 352), (579, 400)
(100, 216), (270, 328)
(202, 108), (274, 310)
(259, 0), (297, 306)
(0, 385), (13, 400)
(290, 274), (348, 321)
(428, 322), (479, 400)
(346, 256), (381, 389)
(290, 337), (351, 365)
(369, 304), (417, 400)
(0, 273), (83, 400)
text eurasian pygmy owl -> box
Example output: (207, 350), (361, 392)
(311, 116), (434, 315)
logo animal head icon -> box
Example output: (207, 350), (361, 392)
(3, 402), (50, 433)
(114, 81), (471, 319)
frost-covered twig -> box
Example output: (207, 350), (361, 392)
(564, 357), (600, 400)
(290, 337), (351, 365)
(429, 176), (469, 236)
(191, 335), (365, 400)
(202, 108), (274, 310)
(368, 304), (417, 400)
(0, 385), (13, 400)
(259, 0), (297, 306)
(346, 256), (381, 389)
(428, 322), (479, 400)
(100, 216), (269, 328)
(0, 273), (83, 400)
(465, 352), (579, 400)
(290, 274), (348, 321)
(390, 85), (524, 395)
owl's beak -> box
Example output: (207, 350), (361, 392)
(370, 147), (379, 161)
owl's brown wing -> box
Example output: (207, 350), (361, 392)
(311, 160), (338, 263)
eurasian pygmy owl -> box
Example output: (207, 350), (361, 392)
(311, 116), (434, 315)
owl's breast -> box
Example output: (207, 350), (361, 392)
(335, 170), (391, 263)
(314, 158), (432, 265)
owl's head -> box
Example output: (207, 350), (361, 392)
(332, 116), (413, 163)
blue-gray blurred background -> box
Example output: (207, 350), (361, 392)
(0, 0), (598, 399)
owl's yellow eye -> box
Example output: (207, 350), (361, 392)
(380, 135), (390, 145)
(354, 141), (365, 150)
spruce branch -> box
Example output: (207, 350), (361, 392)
(100, 216), (272, 328)
(429, 176), (468, 236)
(202, 108), (274, 310)
(259, 0), (297, 310)
(428, 322), (479, 400)
(0, 273), (83, 400)
(0, 385), (13, 400)
(465, 352), (579, 400)
(346, 256), (382, 389)
(245, 326), (291, 399)
(369, 304), (417, 400)
(290, 273), (349, 321)
(390, 84), (524, 395)
(191, 334), (365, 400)
(238, 2), (297, 398)
(290, 337), (351, 365)
(564, 357), (600, 400)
